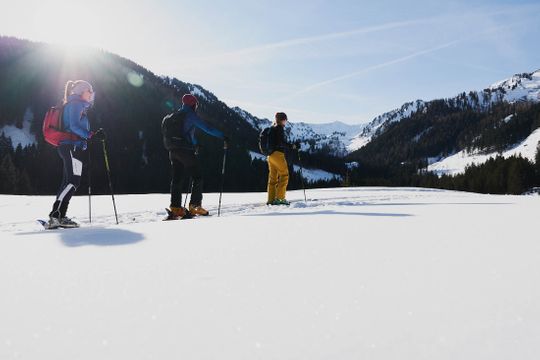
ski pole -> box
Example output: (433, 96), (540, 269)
(183, 177), (193, 208)
(101, 133), (119, 225)
(88, 142), (92, 223)
(217, 140), (228, 217)
(297, 148), (307, 202)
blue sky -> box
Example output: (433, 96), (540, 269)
(1, 0), (540, 124)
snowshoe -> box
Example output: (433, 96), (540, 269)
(37, 218), (58, 230)
(268, 199), (290, 206)
(163, 207), (193, 221)
(38, 216), (79, 230)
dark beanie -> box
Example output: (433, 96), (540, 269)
(275, 112), (288, 121)
(182, 94), (198, 107)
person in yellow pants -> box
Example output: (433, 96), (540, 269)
(267, 112), (296, 205)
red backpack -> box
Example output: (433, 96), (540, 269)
(42, 105), (80, 146)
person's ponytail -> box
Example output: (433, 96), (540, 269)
(63, 80), (75, 104)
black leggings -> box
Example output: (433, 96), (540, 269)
(169, 148), (203, 208)
(49, 145), (84, 218)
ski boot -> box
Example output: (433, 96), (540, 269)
(47, 216), (61, 230)
(189, 204), (210, 216)
(60, 217), (80, 228)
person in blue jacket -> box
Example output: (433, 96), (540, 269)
(162, 93), (227, 219)
(48, 80), (101, 228)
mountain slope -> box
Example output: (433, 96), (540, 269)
(350, 70), (540, 154)
(428, 127), (540, 176)
(348, 69), (540, 175)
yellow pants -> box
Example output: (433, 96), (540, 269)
(267, 151), (289, 202)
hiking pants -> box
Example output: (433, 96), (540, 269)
(267, 151), (289, 202)
(169, 148), (203, 208)
(50, 144), (84, 218)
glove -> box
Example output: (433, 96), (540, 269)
(223, 135), (230, 149)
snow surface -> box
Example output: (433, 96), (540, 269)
(188, 85), (209, 101)
(292, 165), (342, 183)
(233, 107), (270, 131)
(488, 70), (540, 103)
(347, 133), (372, 151)
(288, 121), (365, 157)
(248, 150), (267, 162)
(298, 121), (364, 139)
(503, 114), (515, 123)
(1, 187), (540, 359)
(0, 108), (36, 148)
(348, 100), (426, 152)
(428, 128), (540, 176)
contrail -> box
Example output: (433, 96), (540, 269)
(183, 6), (531, 67)
(225, 19), (429, 55)
(281, 40), (462, 101)
(190, 18), (435, 65)
(280, 23), (517, 101)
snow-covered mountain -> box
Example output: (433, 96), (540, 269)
(488, 70), (540, 102)
(350, 69), (540, 153)
(0, 107), (36, 149)
(424, 70), (540, 175)
(288, 121), (365, 156)
(230, 69), (540, 158)
(232, 107), (365, 157)
(231, 107), (270, 131)
(232, 69), (540, 158)
(349, 100), (426, 152)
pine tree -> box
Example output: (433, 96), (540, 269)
(0, 154), (18, 193)
(16, 169), (32, 194)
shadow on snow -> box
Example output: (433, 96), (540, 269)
(17, 227), (145, 247)
(244, 210), (413, 217)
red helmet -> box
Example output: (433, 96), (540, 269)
(182, 94), (198, 107)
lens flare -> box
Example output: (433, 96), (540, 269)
(127, 71), (144, 87)
(165, 100), (175, 110)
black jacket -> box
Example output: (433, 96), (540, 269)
(269, 124), (292, 154)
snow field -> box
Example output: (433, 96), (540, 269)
(1, 187), (539, 359)
(428, 128), (540, 176)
